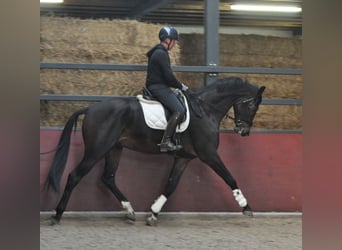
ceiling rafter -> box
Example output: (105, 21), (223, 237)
(40, 0), (302, 33)
(128, 0), (173, 18)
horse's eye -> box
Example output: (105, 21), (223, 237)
(248, 102), (257, 111)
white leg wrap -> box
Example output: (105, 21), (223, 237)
(151, 195), (167, 214)
(233, 189), (247, 207)
(121, 201), (134, 214)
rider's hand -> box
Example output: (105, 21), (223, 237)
(181, 83), (195, 96)
(181, 83), (188, 91)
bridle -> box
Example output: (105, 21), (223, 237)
(186, 92), (255, 126)
(225, 97), (255, 126)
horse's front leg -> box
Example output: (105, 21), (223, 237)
(146, 157), (191, 226)
(199, 150), (253, 217)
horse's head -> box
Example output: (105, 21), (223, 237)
(232, 86), (266, 136)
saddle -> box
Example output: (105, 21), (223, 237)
(142, 87), (155, 101)
(136, 87), (190, 132)
(142, 87), (187, 121)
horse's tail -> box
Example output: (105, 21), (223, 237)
(45, 107), (88, 193)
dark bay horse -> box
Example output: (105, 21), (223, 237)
(45, 77), (265, 226)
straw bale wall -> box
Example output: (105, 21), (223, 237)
(40, 16), (302, 130)
(178, 33), (302, 130)
(40, 16), (180, 126)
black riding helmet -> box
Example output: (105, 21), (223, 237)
(159, 27), (179, 42)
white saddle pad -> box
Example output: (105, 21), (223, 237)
(137, 93), (190, 132)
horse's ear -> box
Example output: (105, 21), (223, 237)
(257, 86), (266, 96)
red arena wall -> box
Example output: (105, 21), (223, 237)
(40, 129), (302, 212)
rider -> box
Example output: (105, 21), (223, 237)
(145, 26), (189, 152)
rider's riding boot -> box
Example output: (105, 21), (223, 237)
(160, 112), (183, 152)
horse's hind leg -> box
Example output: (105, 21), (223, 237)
(146, 157), (191, 226)
(101, 146), (136, 222)
(51, 156), (98, 225)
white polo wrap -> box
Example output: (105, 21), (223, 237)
(121, 201), (134, 214)
(233, 189), (247, 207)
(151, 195), (167, 214)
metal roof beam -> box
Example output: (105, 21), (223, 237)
(128, 0), (173, 18)
(204, 0), (219, 85)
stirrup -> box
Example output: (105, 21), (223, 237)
(159, 141), (182, 152)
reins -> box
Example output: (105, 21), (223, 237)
(188, 94), (228, 118)
(190, 93), (254, 122)
(225, 114), (235, 121)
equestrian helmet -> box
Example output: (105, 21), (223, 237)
(159, 27), (179, 41)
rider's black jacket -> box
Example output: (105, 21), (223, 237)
(145, 44), (183, 90)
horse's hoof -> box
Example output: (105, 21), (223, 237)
(146, 215), (158, 226)
(243, 210), (254, 217)
(50, 215), (60, 226)
(125, 213), (136, 223)
(242, 206), (254, 217)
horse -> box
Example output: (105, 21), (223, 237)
(45, 76), (265, 226)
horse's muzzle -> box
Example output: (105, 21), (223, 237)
(234, 124), (250, 136)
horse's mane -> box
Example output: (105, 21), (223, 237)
(198, 77), (257, 94)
